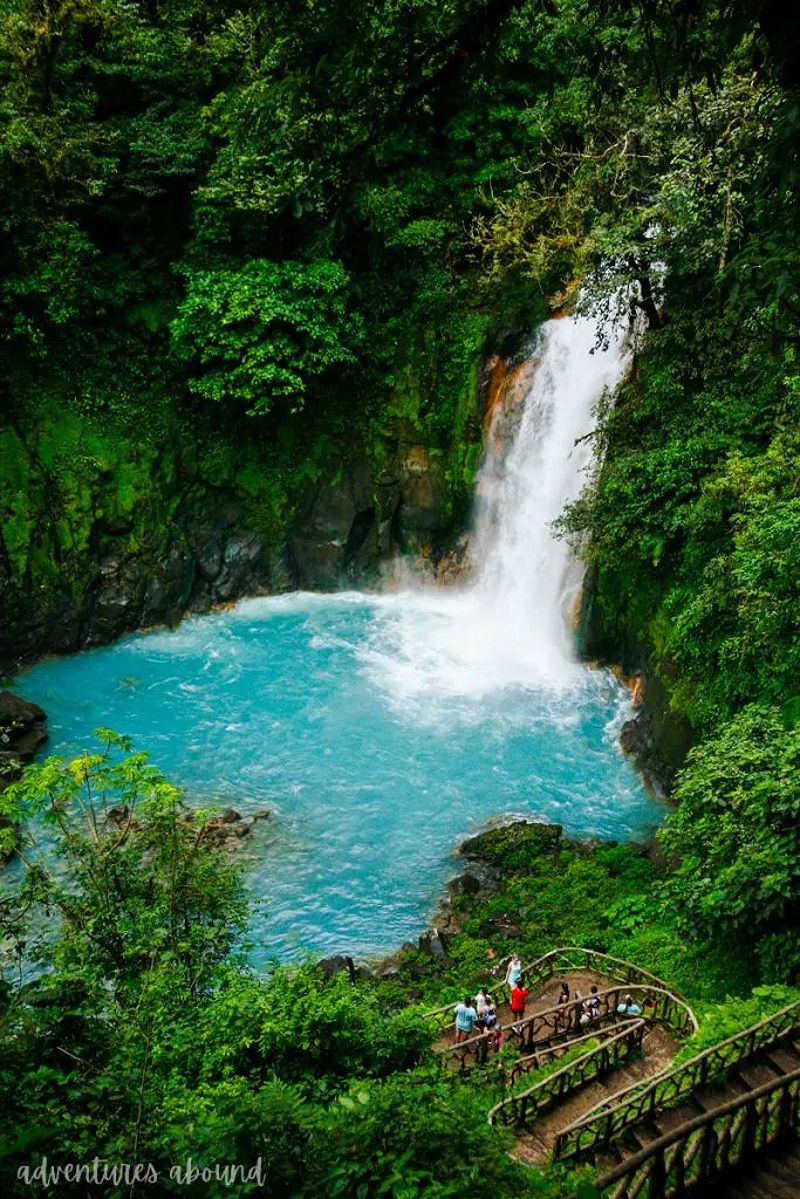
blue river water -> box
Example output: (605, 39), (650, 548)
(12, 590), (665, 964)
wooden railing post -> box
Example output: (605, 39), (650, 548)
(697, 1121), (714, 1182)
(740, 1100), (757, 1163)
(650, 1148), (667, 1199)
(777, 1082), (794, 1142)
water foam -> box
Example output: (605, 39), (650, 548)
(358, 311), (630, 706)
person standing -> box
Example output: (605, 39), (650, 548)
(510, 981), (529, 1024)
(454, 996), (479, 1043)
(504, 955), (523, 989)
(555, 981), (571, 1030)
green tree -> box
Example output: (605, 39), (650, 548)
(0, 730), (246, 999)
(171, 259), (365, 415)
(659, 706), (800, 979)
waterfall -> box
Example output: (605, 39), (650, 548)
(469, 312), (630, 678)
(363, 310), (630, 706)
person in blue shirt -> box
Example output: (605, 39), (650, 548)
(454, 996), (479, 1042)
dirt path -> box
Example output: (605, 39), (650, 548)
(435, 970), (608, 1051)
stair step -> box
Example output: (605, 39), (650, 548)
(739, 1182), (776, 1199)
(629, 1120), (661, 1151)
(705, 1139), (800, 1197)
(763, 1045), (800, 1073)
(719, 1073), (751, 1098)
(762, 1155), (800, 1186)
(734, 1178), (798, 1199)
(613, 1065), (647, 1089)
(595, 1146), (623, 1170)
(734, 1059), (783, 1089)
(653, 1106), (697, 1135)
(687, 1092), (714, 1115)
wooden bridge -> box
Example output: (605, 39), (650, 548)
(424, 947), (800, 1197)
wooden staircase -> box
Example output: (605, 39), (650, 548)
(422, 948), (800, 1196)
(554, 1001), (800, 1198)
(711, 1142), (800, 1197)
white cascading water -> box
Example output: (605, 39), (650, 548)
(363, 310), (630, 705)
(469, 312), (630, 677)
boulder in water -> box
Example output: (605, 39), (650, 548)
(316, 954), (356, 982)
(0, 692), (48, 778)
(106, 804), (131, 825)
(459, 820), (563, 868)
(216, 808), (242, 824)
(201, 807), (270, 847)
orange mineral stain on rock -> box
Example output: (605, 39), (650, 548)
(481, 353), (511, 434)
(568, 587), (584, 632)
(482, 353), (540, 455)
(609, 665), (645, 709)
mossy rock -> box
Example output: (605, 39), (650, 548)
(458, 820), (563, 870)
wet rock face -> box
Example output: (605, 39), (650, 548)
(0, 499), (276, 671)
(288, 458), (378, 587)
(0, 692), (48, 854)
(577, 576), (694, 796)
(619, 703), (691, 799)
(286, 439), (455, 586)
(0, 691), (48, 791)
(0, 340), (494, 668)
(394, 444), (448, 543)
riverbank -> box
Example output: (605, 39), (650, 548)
(368, 819), (757, 1014)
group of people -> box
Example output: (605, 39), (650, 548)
(453, 989), (505, 1048)
(559, 982), (643, 1024)
(452, 954), (529, 1046)
(453, 950), (648, 1044)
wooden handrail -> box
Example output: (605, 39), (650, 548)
(422, 946), (686, 1030)
(488, 1018), (645, 1131)
(498, 947), (683, 996)
(437, 983), (696, 1073)
(504, 1018), (641, 1089)
(589, 1065), (800, 1199)
(555, 995), (800, 1162)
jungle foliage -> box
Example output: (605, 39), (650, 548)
(0, 742), (538, 1198)
(2, 0), (800, 1194)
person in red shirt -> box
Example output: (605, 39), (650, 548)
(510, 982), (529, 1023)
